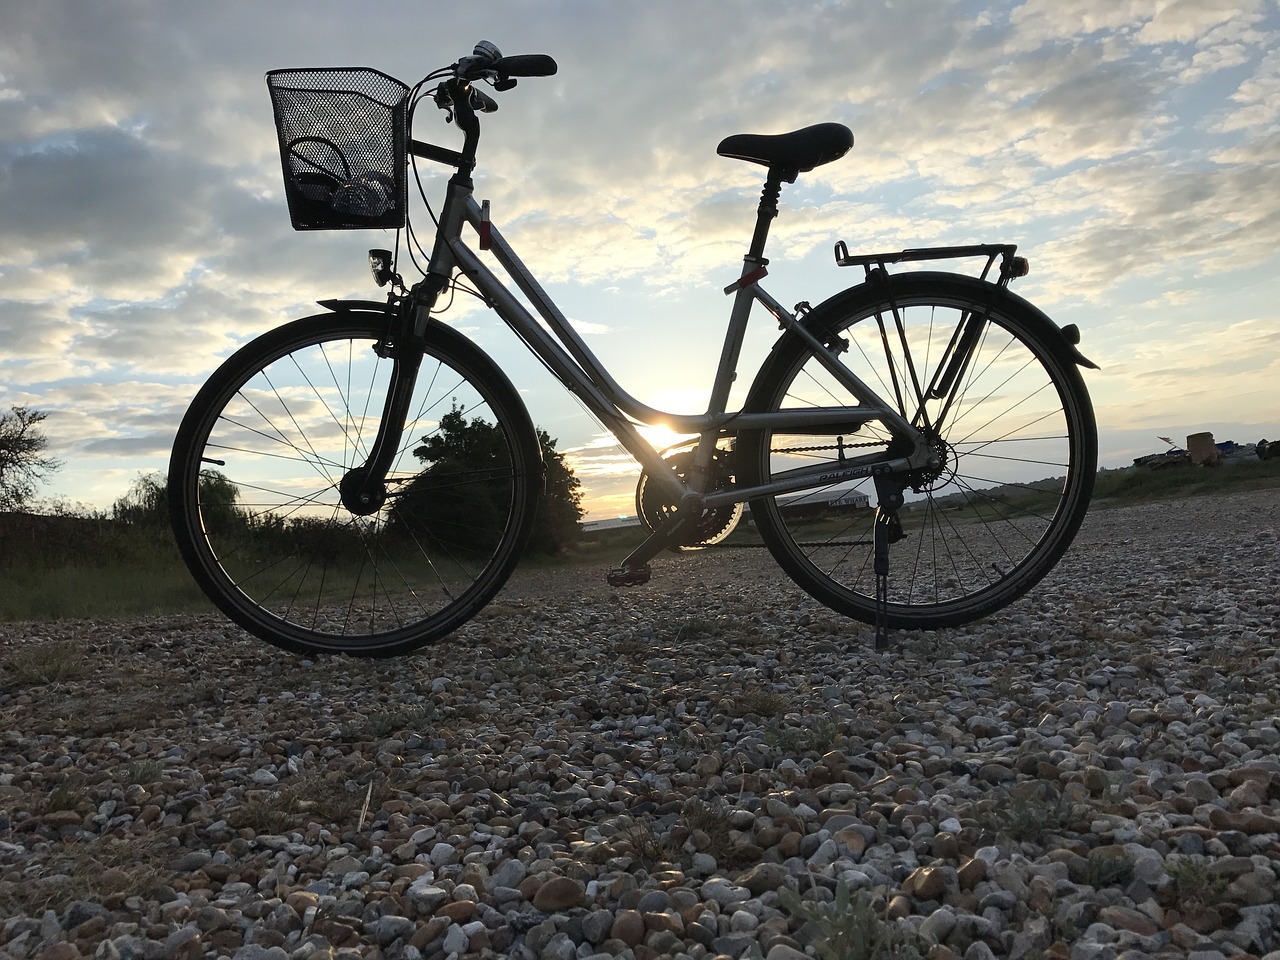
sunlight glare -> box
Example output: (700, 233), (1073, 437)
(636, 423), (696, 454)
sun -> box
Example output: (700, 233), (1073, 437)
(636, 423), (695, 454)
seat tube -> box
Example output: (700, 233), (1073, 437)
(705, 170), (786, 418)
(693, 171), (787, 486)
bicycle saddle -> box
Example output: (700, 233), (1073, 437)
(717, 123), (853, 177)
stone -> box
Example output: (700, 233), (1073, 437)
(905, 866), (948, 901)
(919, 907), (957, 945)
(738, 862), (789, 895)
(441, 922), (469, 954)
(958, 858), (987, 889)
(532, 876), (585, 911)
(611, 909), (644, 947)
(701, 877), (751, 906)
(1209, 808), (1280, 834)
(1097, 906), (1158, 937)
(368, 915), (416, 944)
(36, 945), (83, 960)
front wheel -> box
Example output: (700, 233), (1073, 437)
(168, 311), (542, 656)
(737, 273), (1096, 629)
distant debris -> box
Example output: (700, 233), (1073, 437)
(1133, 448), (1188, 470)
(1133, 432), (1265, 470)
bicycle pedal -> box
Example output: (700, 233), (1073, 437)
(606, 564), (651, 587)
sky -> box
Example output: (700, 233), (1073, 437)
(2, 0), (1277, 521)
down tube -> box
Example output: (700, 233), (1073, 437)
(446, 238), (690, 501)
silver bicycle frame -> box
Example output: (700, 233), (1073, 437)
(427, 190), (925, 510)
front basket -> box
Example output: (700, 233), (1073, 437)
(267, 67), (409, 231)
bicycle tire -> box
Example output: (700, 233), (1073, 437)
(168, 310), (542, 656)
(737, 272), (1096, 629)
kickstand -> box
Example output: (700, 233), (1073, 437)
(873, 506), (891, 651)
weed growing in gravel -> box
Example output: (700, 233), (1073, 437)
(43, 782), (87, 813)
(727, 688), (789, 718)
(337, 703), (436, 741)
(1, 638), (88, 687)
(228, 774), (391, 834)
(779, 880), (923, 960)
(669, 615), (723, 642)
(966, 782), (1084, 844)
(506, 655), (554, 679)
(1162, 855), (1230, 913)
(115, 759), (164, 786)
(617, 818), (682, 871)
(1080, 851), (1135, 889)
(763, 715), (841, 757)
(680, 796), (755, 870)
(988, 664), (1030, 700)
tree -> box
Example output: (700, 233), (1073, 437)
(0, 406), (62, 511)
(529, 428), (584, 555)
(113, 470), (241, 530)
(390, 406), (583, 555)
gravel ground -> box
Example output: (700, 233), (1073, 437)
(1, 489), (1278, 960)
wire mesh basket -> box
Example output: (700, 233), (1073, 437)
(267, 67), (409, 231)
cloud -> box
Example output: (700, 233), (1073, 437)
(1, 0), (1278, 513)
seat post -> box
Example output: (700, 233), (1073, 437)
(746, 169), (791, 263)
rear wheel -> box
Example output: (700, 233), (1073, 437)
(738, 273), (1096, 629)
(168, 311), (542, 656)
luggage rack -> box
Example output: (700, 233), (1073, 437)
(834, 241), (1029, 286)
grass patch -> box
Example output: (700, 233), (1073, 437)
(0, 519), (211, 622)
(1092, 457), (1280, 504)
(680, 796), (755, 870)
(668, 615), (724, 642)
(1, 639), (89, 687)
(0, 832), (170, 917)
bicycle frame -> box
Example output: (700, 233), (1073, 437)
(416, 184), (930, 518)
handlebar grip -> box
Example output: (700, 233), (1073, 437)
(496, 54), (558, 78)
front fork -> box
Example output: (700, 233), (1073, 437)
(337, 278), (445, 516)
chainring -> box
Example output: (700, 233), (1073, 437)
(635, 446), (743, 549)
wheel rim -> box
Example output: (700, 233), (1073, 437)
(752, 288), (1093, 621)
(173, 321), (533, 652)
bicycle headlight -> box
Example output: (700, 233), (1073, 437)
(368, 249), (393, 287)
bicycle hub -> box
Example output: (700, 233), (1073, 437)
(339, 468), (388, 516)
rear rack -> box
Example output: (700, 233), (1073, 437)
(834, 241), (1028, 285)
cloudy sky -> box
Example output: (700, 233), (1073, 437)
(2, 0), (1277, 520)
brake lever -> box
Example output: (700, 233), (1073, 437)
(433, 85), (455, 123)
(469, 88), (499, 113)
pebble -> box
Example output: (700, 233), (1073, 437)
(1, 491), (1278, 959)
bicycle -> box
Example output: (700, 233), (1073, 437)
(168, 42), (1098, 657)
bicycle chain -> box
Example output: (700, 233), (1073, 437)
(770, 439), (883, 454)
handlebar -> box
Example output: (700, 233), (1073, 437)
(413, 43), (558, 168)
(455, 41), (558, 83)
(494, 54), (557, 79)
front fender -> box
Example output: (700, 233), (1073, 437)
(317, 297), (393, 314)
